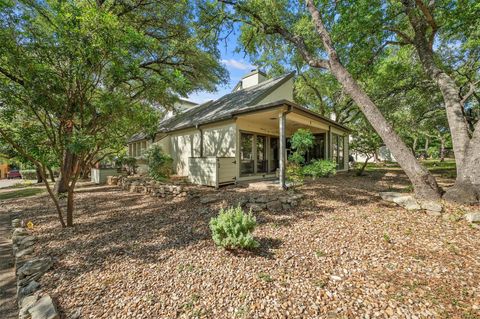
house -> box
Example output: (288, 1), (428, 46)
(127, 70), (351, 188)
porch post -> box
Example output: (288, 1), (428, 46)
(279, 112), (286, 189)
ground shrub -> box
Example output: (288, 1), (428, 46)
(303, 160), (336, 178)
(209, 206), (259, 250)
(145, 144), (173, 180)
(286, 162), (304, 186)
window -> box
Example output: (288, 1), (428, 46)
(332, 134), (344, 170)
(240, 133), (254, 175)
(257, 135), (267, 173)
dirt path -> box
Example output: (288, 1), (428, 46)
(0, 212), (17, 319)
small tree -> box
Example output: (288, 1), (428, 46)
(287, 129), (315, 187)
(350, 119), (383, 176)
(289, 129), (315, 164)
(145, 145), (173, 181)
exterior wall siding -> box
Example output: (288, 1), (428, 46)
(256, 78), (294, 105)
(202, 123), (236, 157)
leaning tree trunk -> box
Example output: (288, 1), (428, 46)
(414, 41), (479, 202)
(66, 187), (74, 227)
(35, 167), (43, 184)
(403, 1), (479, 203)
(424, 137), (429, 157)
(47, 167), (55, 182)
(305, 0), (442, 202)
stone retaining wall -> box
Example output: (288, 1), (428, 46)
(108, 175), (188, 198)
(11, 219), (58, 319)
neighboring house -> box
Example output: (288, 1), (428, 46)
(352, 145), (397, 164)
(0, 155), (10, 179)
(127, 70), (351, 187)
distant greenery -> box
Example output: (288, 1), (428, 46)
(0, 188), (43, 201)
(303, 160), (336, 178)
(363, 160), (456, 173)
(210, 206), (259, 250)
(19, 169), (37, 180)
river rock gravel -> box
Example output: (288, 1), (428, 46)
(2, 171), (479, 318)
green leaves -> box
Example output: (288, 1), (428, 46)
(209, 206), (259, 250)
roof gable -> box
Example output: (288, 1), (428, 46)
(159, 72), (295, 132)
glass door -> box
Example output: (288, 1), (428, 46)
(257, 135), (267, 173)
(240, 133), (254, 175)
(269, 137), (279, 173)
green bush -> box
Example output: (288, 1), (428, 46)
(19, 169), (37, 180)
(286, 162), (304, 186)
(303, 160), (336, 178)
(290, 129), (315, 155)
(209, 206), (259, 250)
(145, 145), (173, 180)
(427, 146), (439, 159)
(288, 152), (305, 165)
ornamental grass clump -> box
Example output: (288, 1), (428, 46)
(209, 206), (259, 250)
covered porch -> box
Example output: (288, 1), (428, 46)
(234, 102), (350, 187)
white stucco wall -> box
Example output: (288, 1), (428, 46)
(169, 129), (201, 176)
(202, 123), (236, 157)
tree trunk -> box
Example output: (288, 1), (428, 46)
(402, 1), (479, 203)
(66, 187), (74, 227)
(35, 167), (43, 184)
(55, 149), (75, 194)
(356, 156), (370, 176)
(47, 167), (55, 182)
(424, 137), (429, 157)
(439, 137), (445, 162)
(412, 136), (418, 156)
(445, 124), (480, 203)
(306, 0), (441, 202)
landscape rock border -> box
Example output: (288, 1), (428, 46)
(108, 175), (188, 198)
(109, 175), (304, 212)
(11, 218), (58, 319)
(379, 192), (443, 215)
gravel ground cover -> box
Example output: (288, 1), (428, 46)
(2, 171), (479, 319)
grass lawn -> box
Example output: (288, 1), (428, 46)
(2, 169), (479, 318)
(0, 187), (44, 201)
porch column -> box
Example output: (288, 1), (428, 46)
(279, 112), (286, 189)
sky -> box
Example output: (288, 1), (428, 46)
(187, 31), (256, 104)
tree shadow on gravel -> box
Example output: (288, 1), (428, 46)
(6, 172), (406, 288)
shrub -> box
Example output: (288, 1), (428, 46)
(427, 146), (439, 159)
(286, 162), (304, 187)
(288, 152), (305, 165)
(122, 157), (137, 174)
(209, 206), (259, 250)
(145, 145), (173, 180)
(303, 160), (336, 178)
(19, 169), (37, 180)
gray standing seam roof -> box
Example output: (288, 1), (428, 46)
(158, 72), (295, 132)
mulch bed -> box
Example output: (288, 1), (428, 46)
(2, 171), (479, 318)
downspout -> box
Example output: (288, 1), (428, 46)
(328, 125), (331, 160)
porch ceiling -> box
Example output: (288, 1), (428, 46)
(236, 108), (328, 136)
